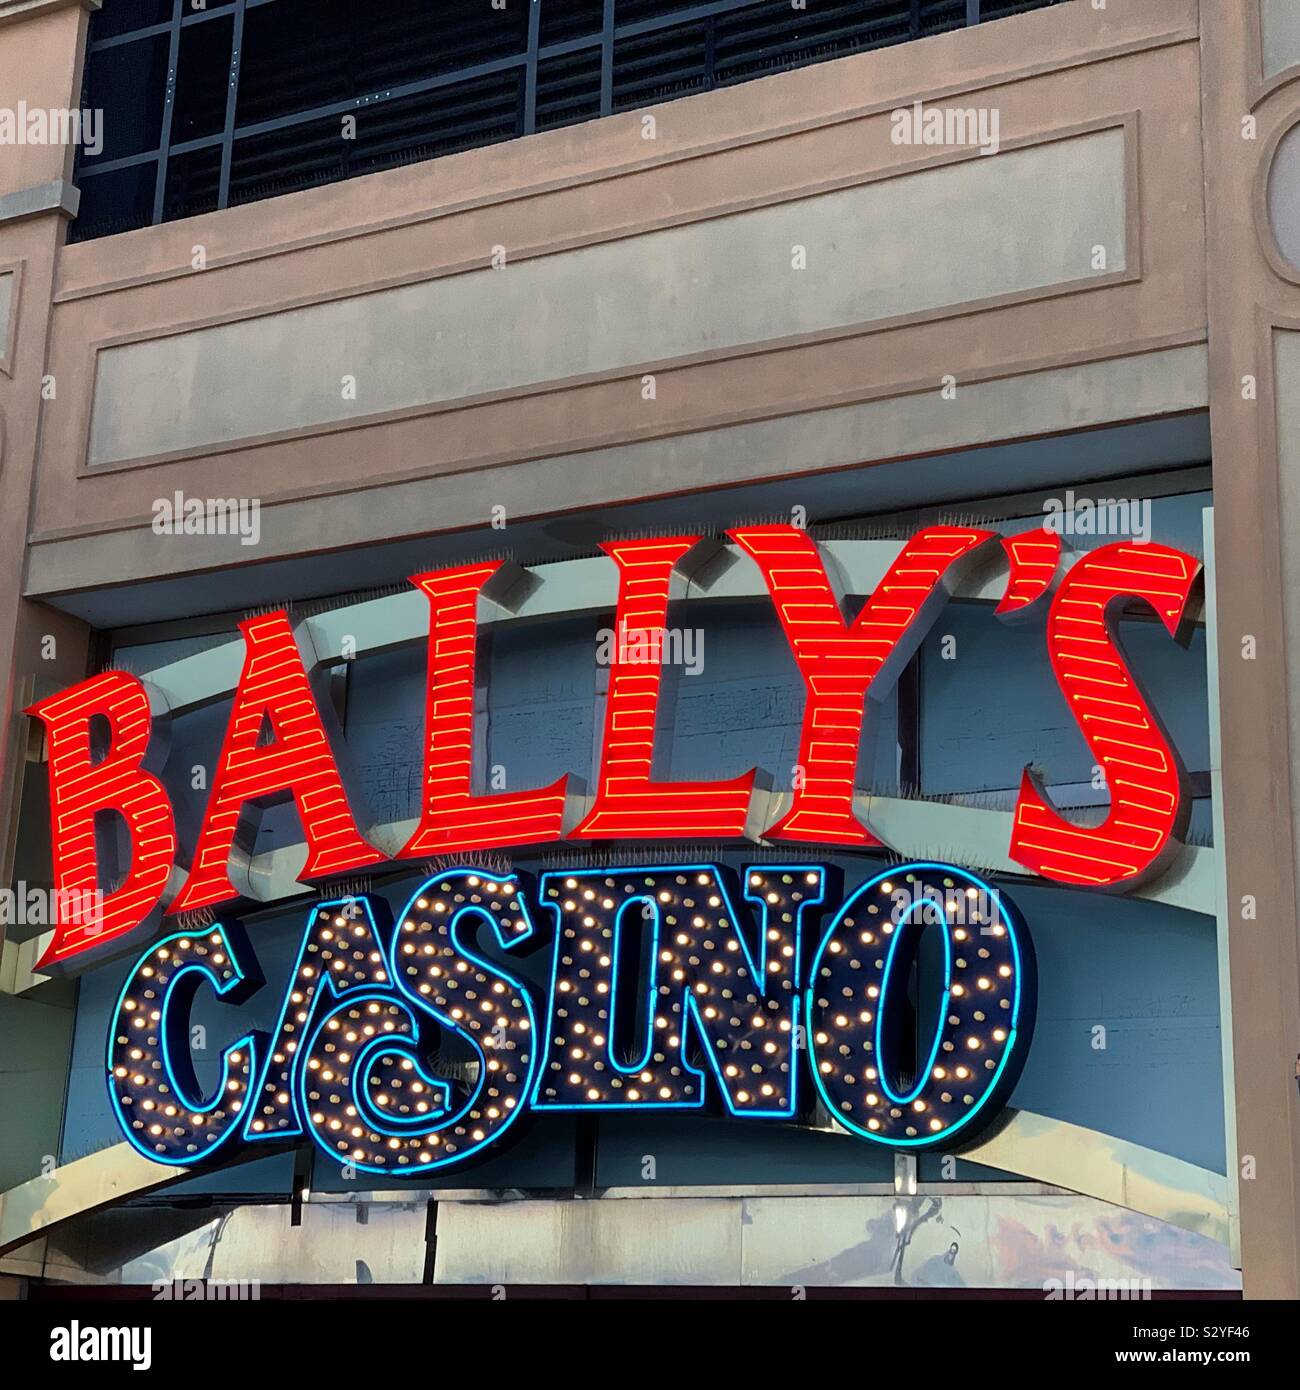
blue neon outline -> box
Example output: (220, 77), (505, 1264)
(242, 893), (390, 1144)
(805, 861), (1030, 1150)
(876, 898), (952, 1107)
(107, 924), (260, 1167)
(110, 861), (1032, 1172)
(529, 863), (827, 1120)
(297, 870), (541, 1176)
(349, 1020), (454, 1129)
(605, 894), (662, 1076)
(295, 985), (448, 1159)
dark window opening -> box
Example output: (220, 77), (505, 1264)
(72, 0), (1067, 243)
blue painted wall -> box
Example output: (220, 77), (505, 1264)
(60, 494), (1224, 1193)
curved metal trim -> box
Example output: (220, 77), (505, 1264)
(961, 1108), (1230, 1247)
(0, 1109), (1230, 1259)
(139, 537), (1202, 717)
(0, 1144), (185, 1258)
(128, 537), (1211, 914)
(2, 536), (1213, 995)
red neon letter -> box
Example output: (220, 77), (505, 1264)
(27, 672), (176, 967)
(574, 536), (756, 840)
(997, 530), (1062, 617)
(400, 562), (567, 856)
(170, 611), (382, 914)
(1010, 541), (1201, 888)
(730, 524), (994, 845)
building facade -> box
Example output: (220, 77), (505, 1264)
(0, 0), (1297, 1299)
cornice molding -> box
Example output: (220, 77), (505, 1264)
(0, 0), (99, 28)
(0, 178), (79, 226)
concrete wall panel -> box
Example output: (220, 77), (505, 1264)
(1261, 0), (1300, 80)
(85, 129), (1126, 469)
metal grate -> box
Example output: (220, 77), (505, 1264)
(70, 0), (1066, 242)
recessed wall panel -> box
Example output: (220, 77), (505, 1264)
(86, 127), (1128, 468)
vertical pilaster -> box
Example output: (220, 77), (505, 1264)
(1199, 0), (1300, 1299)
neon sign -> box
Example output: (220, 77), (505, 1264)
(107, 861), (1036, 1172)
(28, 524), (1202, 969)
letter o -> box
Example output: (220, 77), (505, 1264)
(806, 862), (1035, 1148)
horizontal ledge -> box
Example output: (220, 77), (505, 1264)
(140, 535), (1202, 717)
(0, 179), (79, 226)
(235, 790), (1213, 923)
(2, 787), (1212, 995)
